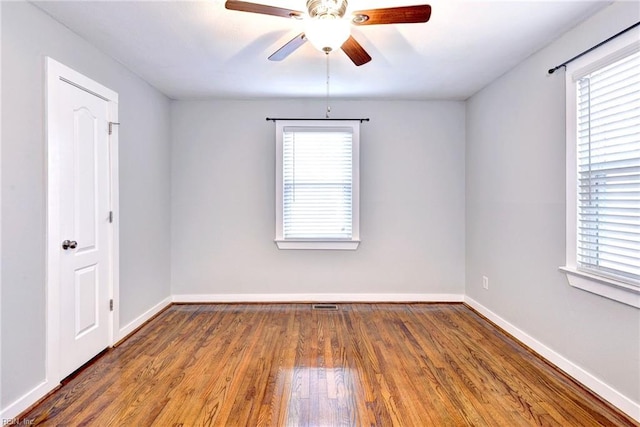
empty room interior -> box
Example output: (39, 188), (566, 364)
(1, 0), (639, 425)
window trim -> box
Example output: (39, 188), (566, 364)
(274, 120), (360, 250)
(561, 28), (640, 308)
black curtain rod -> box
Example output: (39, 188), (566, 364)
(266, 117), (370, 123)
(548, 21), (640, 74)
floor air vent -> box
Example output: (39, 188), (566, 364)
(312, 303), (339, 310)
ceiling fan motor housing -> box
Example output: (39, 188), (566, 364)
(306, 0), (348, 18)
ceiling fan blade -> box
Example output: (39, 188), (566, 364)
(269, 33), (308, 61)
(352, 5), (432, 25)
(341, 36), (371, 66)
(225, 0), (303, 19)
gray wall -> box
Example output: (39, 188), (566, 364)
(465, 1), (640, 404)
(1, 1), (172, 407)
(171, 100), (466, 296)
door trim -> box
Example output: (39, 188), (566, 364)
(45, 57), (119, 384)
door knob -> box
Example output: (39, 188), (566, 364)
(62, 240), (78, 250)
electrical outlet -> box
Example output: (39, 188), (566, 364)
(482, 276), (489, 290)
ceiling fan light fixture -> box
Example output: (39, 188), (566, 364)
(306, 0), (348, 18)
(305, 15), (350, 53)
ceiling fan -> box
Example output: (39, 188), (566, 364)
(224, 0), (432, 66)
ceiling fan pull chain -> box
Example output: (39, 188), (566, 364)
(326, 51), (331, 118)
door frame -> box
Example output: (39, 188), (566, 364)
(45, 57), (120, 384)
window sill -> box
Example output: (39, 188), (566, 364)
(275, 240), (360, 250)
(559, 267), (640, 309)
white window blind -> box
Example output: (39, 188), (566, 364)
(575, 49), (640, 285)
(275, 120), (360, 250)
(283, 127), (353, 239)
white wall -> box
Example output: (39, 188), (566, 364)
(465, 1), (640, 415)
(171, 99), (466, 299)
(1, 1), (172, 412)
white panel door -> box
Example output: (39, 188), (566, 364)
(57, 79), (111, 378)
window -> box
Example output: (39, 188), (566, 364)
(562, 29), (640, 308)
(275, 120), (360, 250)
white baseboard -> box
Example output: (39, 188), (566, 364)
(0, 379), (58, 421)
(115, 296), (172, 343)
(464, 296), (640, 423)
(172, 293), (465, 303)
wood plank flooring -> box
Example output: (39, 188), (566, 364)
(24, 303), (636, 426)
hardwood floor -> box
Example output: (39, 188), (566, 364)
(24, 303), (636, 426)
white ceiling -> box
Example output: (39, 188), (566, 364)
(33, 0), (611, 100)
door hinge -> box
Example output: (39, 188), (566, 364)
(108, 211), (113, 223)
(108, 121), (120, 135)
(109, 299), (114, 311)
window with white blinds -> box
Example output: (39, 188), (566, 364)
(275, 120), (360, 250)
(563, 30), (640, 308)
(575, 50), (640, 284)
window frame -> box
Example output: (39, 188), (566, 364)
(275, 120), (360, 250)
(561, 28), (640, 308)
